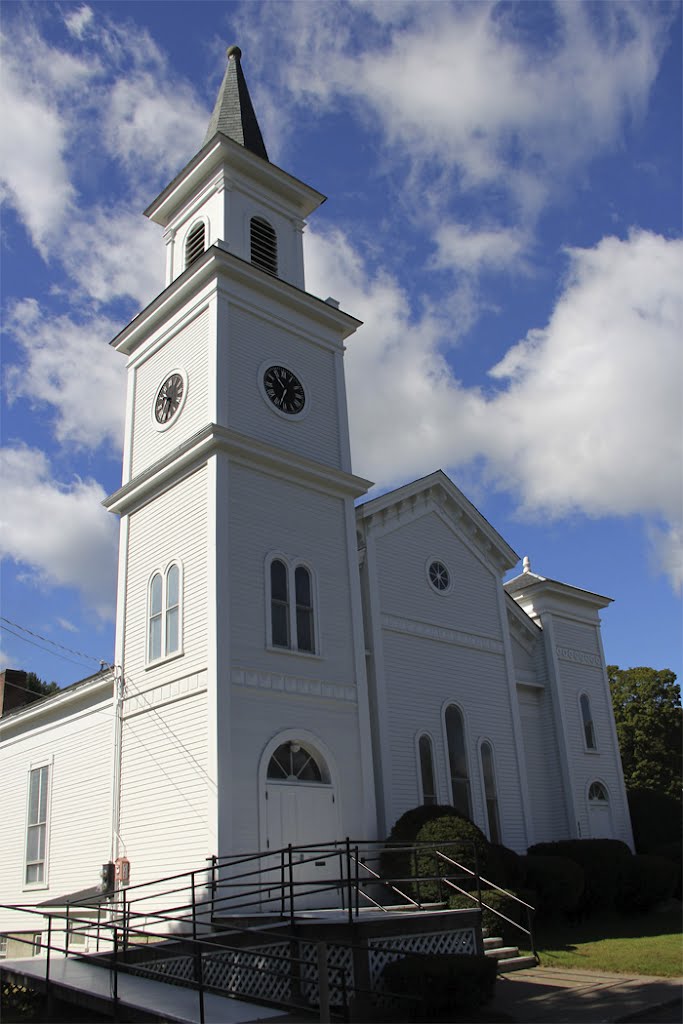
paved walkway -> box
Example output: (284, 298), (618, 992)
(489, 966), (682, 1023)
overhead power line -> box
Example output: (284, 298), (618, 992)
(0, 616), (107, 666)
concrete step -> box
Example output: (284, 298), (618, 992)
(495, 954), (538, 973)
(483, 937), (503, 950)
(485, 945), (522, 960)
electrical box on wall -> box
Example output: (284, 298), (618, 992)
(115, 857), (130, 885)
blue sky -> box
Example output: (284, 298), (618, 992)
(1, 1), (681, 688)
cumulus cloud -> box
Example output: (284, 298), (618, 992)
(0, 447), (119, 620)
(4, 300), (125, 450)
(306, 227), (683, 590)
(64, 4), (94, 40)
(433, 223), (529, 274)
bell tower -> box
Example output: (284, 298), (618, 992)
(105, 47), (377, 882)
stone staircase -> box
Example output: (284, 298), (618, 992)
(484, 933), (538, 973)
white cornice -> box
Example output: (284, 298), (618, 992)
(103, 423), (372, 515)
(144, 134), (326, 225)
(381, 614), (504, 656)
(110, 244), (362, 357)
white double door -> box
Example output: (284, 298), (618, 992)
(264, 781), (341, 908)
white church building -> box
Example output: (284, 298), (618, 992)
(0, 47), (633, 949)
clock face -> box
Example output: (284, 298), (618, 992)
(263, 365), (305, 415)
(154, 372), (185, 424)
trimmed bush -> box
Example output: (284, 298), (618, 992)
(651, 841), (682, 899)
(382, 953), (497, 1016)
(447, 887), (532, 946)
(628, 789), (683, 854)
(486, 843), (526, 890)
(380, 804), (459, 889)
(414, 815), (490, 902)
(617, 854), (678, 912)
(522, 854), (584, 918)
(528, 839), (631, 914)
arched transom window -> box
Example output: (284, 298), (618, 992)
(185, 222), (206, 268)
(580, 694), (597, 750)
(588, 781), (608, 801)
(267, 742), (327, 783)
(444, 704), (471, 817)
(148, 563), (182, 662)
(250, 216), (278, 275)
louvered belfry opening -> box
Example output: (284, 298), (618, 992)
(185, 222), (206, 267)
(250, 216), (278, 275)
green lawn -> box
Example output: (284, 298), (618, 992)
(529, 908), (683, 977)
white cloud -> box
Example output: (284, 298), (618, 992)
(0, 446), (118, 620)
(433, 223), (528, 274)
(4, 300), (125, 451)
(64, 5), (94, 40)
(306, 227), (683, 590)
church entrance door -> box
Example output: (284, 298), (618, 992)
(587, 781), (614, 838)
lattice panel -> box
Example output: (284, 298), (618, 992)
(368, 928), (476, 988)
(299, 941), (354, 1007)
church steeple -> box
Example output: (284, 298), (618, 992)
(203, 45), (268, 160)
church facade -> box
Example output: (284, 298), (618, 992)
(0, 48), (632, 946)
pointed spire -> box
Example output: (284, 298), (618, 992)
(204, 45), (269, 160)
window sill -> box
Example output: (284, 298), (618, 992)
(23, 881), (49, 892)
(266, 645), (323, 661)
(145, 649), (185, 671)
(583, 748), (601, 755)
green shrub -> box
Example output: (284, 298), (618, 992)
(522, 854), (584, 918)
(528, 839), (631, 914)
(382, 953), (497, 1016)
(380, 804), (458, 889)
(486, 843), (526, 889)
(414, 815), (490, 902)
(448, 887), (532, 946)
(628, 789), (683, 854)
(651, 841), (682, 898)
(617, 854), (678, 912)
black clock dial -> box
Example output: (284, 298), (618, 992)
(154, 373), (184, 424)
(263, 365), (305, 415)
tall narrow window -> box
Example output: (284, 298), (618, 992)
(445, 704), (471, 817)
(165, 564), (180, 656)
(25, 766), (49, 885)
(418, 734), (437, 805)
(580, 694), (596, 749)
(271, 559), (290, 647)
(148, 573), (163, 661)
(185, 222), (205, 267)
(480, 741), (501, 844)
(295, 566), (314, 652)
(148, 564), (182, 663)
(250, 216), (277, 275)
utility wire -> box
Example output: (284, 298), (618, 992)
(0, 616), (107, 666)
(0, 623), (98, 671)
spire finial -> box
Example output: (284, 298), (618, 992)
(226, 44), (242, 61)
(523, 555), (531, 574)
(204, 44), (268, 159)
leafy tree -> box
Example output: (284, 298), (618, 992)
(25, 672), (59, 697)
(608, 666), (682, 800)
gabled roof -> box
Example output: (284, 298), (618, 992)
(356, 469), (519, 574)
(204, 45), (268, 159)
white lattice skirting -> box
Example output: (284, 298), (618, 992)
(369, 928), (477, 989)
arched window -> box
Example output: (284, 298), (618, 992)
(418, 734), (437, 806)
(267, 742), (326, 783)
(480, 741), (501, 844)
(588, 781), (608, 801)
(250, 216), (277, 275)
(148, 564), (182, 662)
(185, 222), (205, 268)
(295, 566), (314, 652)
(270, 559), (289, 648)
(580, 694), (597, 750)
(444, 704), (471, 817)
(268, 557), (317, 654)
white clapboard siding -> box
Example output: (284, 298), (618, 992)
(122, 466), (209, 688)
(227, 305), (343, 469)
(118, 689), (209, 896)
(227, 463), (357, 684)
(518, 685), (568, 841)
(0, 689), (113, 935)
(375, 512), (502, 639)
(131, 306), (211, 478)
(554, 617), (601, 655)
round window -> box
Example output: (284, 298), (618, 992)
(428, 560), (450, 592)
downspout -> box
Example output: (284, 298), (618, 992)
(110, 666), (125, 864)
